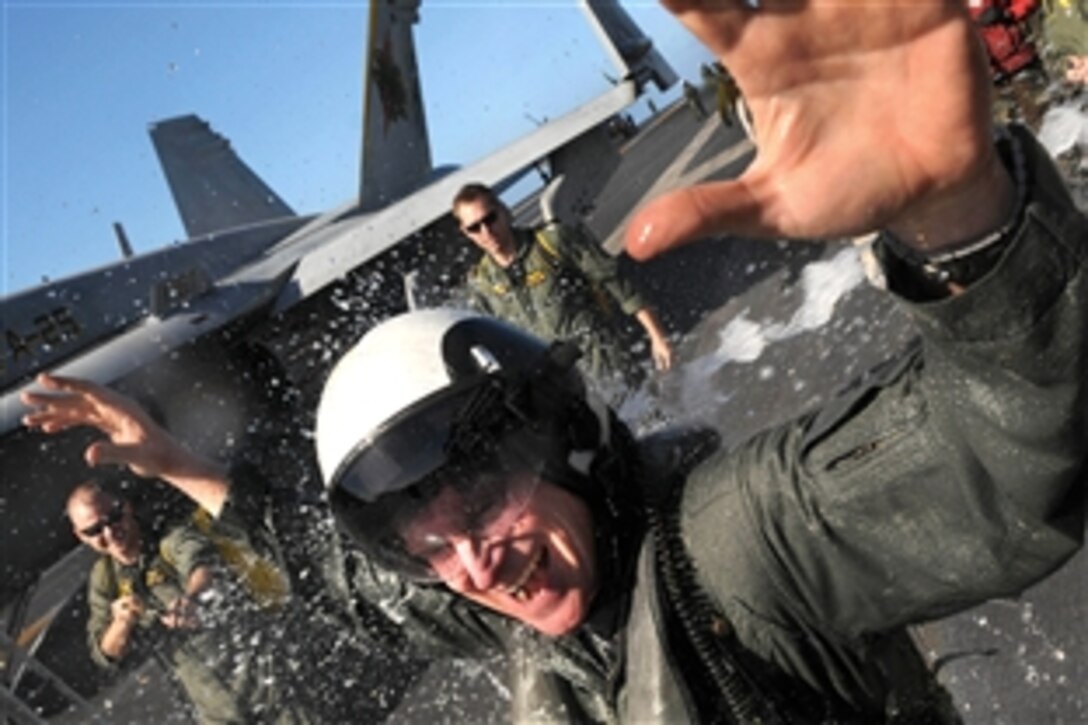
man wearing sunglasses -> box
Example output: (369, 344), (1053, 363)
(24, 1), (1088, 722)
(67, 480), (310, 724)
(452, 182), (673, 394)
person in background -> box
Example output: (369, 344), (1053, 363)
(25, 2), (1088, 722)
(681, 79), (708, 119)
(969, 0), (1049, 125)
(69, 480), (308, 724)
(453, 182), (672, 394)
(702, 61), (743, 129)
(1040, 0), (1088, 84)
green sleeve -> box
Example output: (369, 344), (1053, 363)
(733, 126), (1086, 637)
(218, 460), (275, 534)
(678, 127), (1087, 708)
(551, 224), (647, 316)
(802, 126), (1088, 634)
(1043, 0), (1088, 56)
(159, 523), (218, 583)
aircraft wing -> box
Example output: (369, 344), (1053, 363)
(0, 263), (295, 435)
(0, 78), (642, 436)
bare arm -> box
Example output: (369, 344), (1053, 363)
(98, 595), (144, 661)
(634, 307), (673, 371)
(21, 374), (230, 516)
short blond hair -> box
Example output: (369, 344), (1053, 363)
(451, 183), (502, 221)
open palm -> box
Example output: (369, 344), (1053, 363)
(629, 1), (1005, 259)
(21, 374), (176, 478)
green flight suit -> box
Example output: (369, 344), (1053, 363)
(86, 521), (307, 724)
(225, 126), (1086, 722)
(467, 223), (648, 389)
(1041, 0), (1088, 68)
(629, 124), (1088, 721)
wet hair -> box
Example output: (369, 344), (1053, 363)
(451, 182), (502, 221)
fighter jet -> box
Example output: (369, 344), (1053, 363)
(0, 1), (675, 715)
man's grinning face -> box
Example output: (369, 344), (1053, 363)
(457, 198), (515, 260)
(401, 476), (599, 637)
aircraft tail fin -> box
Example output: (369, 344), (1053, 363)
(150, 115), (296, 239)
(358, 0), (432, 212)
(536, 3), (679, 227)
(580, 1), (678, 92)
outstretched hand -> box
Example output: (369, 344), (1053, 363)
(21, 374), (181, 478)
(21, 374), (232, 515)
(628, 0), (1013, 260)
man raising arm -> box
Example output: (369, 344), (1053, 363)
(23, 2), (1086, 721)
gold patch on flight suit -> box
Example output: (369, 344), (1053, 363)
(145, 567), (166, 588)
(526, 269), (548, 287)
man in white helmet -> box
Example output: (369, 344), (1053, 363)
(22, 1), (1087, 722)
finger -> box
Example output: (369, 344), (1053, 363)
(624, 177), (764, 261)
(22, 409), (58, 428)
(85, 441), (146, 469)
(20, 388), (83, 411)
(22, 402), (103, 434)
(21, 387), (99, 427)
(35, 373), (64, 391)
(22, 399), (99, 428)
(36, 373), (123, 412)
(25, 416), (87, 435)
(37, 373), (103, 396)
(33, 373), (93, 401)
(659, 0), (749, 58)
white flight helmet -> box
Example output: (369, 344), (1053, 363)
(316, 308), (611, 580)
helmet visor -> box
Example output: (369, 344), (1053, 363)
(329, 377), (555, 582)
(330, 430), (547, 582)
(330, 383), (480, 504)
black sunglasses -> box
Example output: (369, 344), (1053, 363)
(80, 501), (124, 538)
(463, 209), (499, 235)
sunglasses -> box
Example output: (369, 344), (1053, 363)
(462, 210), (499, 235)
(80, 501), (124, 538)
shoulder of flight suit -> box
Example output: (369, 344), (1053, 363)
(158, 522), (219, 582)
(540, 222), (647, 316)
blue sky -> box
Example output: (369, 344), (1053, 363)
(2, 1), (713, 296)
